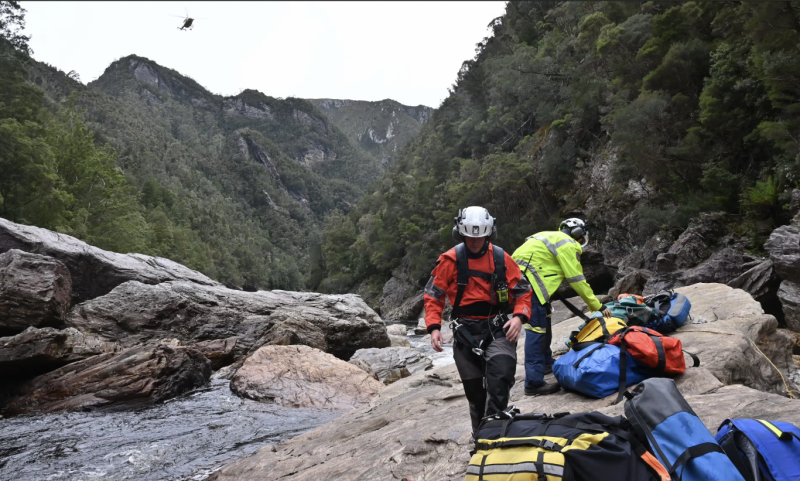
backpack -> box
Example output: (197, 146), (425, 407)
(624, 378), (746, 481)
(552, 342), (657, 399)
(468, 410), (670, 481)
(715, 419), (800, 481)
(568, 316), (628, 347)
(608, 326), (700, 402)
(606, 295), (661, 326)
(643, 291), (692, 334)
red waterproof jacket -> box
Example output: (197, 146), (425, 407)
(423, 243), (532, 333)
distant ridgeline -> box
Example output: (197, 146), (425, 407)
(316, 2), (800, 309)
(2, 44), (430, 291)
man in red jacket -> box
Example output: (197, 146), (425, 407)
(424, 206), (533, 434)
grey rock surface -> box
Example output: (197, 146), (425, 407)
(608, 269), (651, 299)
(728, 259), (778, 301)
(384, 291), (424, 322)
(778, 281), (800, 333)
(66, 281), (390, 360)
(0, 249), (72, 335)
(0, 217), (219, 304)
(766, 225), (800, 283)
(389, 335), (412, 348)
(2, 344), (211, 415)
(0, 327), (117, 380)
(349, 347), (433, 384)
(230, 345), (385, 411)
(380, 277), (415, 317)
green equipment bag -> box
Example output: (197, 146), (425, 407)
(467, 410), (670, 481)
(603, 295), (660, 327)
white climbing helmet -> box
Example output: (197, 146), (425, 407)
(559, 218), (588, 247)
(453, 206), (497, 240)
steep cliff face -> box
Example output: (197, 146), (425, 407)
(310, 98), (433, 166)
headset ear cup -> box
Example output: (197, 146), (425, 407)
(571, 227), (585, 240)
(452, 226), (464, 243)
(489, 225), (497, 242)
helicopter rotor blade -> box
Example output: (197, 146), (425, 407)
(168, 14), (187, 18)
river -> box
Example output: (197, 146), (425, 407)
(0, 328), (454, 480)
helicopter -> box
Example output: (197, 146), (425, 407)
(170, 11), (201, 31)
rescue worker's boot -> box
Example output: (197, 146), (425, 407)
(524, 382), (561, 396)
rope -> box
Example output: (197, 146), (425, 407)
(680, 328), (798, 399)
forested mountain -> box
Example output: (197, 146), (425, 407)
(0, 8), (398, 291)
(309, 99), (433, 166)
(318, 1), (800, 309)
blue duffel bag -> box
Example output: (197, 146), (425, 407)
(644, 292), (692, 334)
(624, 378), (746, 481)
(716, 418), (800, 481)
(552, 342), (656, 399)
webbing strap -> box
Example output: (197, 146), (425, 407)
(478, 454), (488, 481)
(558, 295), (591, 323)
(615, 337), (630, 405)
(535, 451), (545, 481)
(652, 336), (666, 371)
(452, 243), (506, 320)
(669, 443), (726, 481)
(717, 425), (755, 481)
(474, 437), (565, 452)
(683, 350), (700, 368)
(572, 342), (605, 368)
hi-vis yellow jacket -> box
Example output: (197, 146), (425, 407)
(511, 231), (602, 311)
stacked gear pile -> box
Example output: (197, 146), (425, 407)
(467, 378), (800, 481)
(552, 294), (697, 401)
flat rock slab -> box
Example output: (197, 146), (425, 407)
(2, 344), (211, 415)
(230, 345), (385, 411)
(209, 358), (800, 481)
(66, 281), (390, 360)
(0, 327), (117, 380)
(0, 249), (72, 335)
(350, 347), (433, 384)
(0, 217), (219, 304)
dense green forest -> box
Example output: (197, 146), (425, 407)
(318, 1), (800, 304)
(0, 1), (422, 291)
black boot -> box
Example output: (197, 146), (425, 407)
(524, 382), (560, 396)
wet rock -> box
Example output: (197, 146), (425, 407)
(0, 217), (219, 304)
(2, 344), (211, 415)
(0, 249), (72, 335)
(608, 269), (651, 299)
(766, 225), (800, 283)
(349, 347), (433, 384)
(66, 281), (390, 360)
(384, 291), (424, 322)
(778, 281), (800, 333)
(230, 345), (385, 411)
(0, 327), (117, 380)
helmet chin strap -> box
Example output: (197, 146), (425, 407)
(580, 233), (589, 248)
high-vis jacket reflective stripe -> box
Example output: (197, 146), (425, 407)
(511, 231), (602, 312)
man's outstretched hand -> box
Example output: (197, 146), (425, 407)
(504, 316), (523, 342)
(431, 329), (444, 352)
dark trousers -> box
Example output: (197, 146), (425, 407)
(524, 299), (554, 388)
(452, 319), (517, 435)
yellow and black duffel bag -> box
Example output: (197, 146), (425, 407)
(467, 411), (669, 481)
(567, 316), (627, 348)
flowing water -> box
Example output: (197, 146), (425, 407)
(0, 330), (453, 480)
(0, 380), (339, 481)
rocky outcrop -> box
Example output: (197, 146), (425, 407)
(349, 347), (433, 384)
(160, 337), (237, 370)
(208, 282), (800, 481)
(766, 224), (800, 332)
(0, 327), (117, 380)
(230, 345), (385, 411)
(65, 281), (390, 360)
(608, 269), (651, 299)
(384, 291), (424, 322)
(0, 249), (72, 335)
(0, 218), (219, 304)
(2, 344), (211, 415)
(556, 247), (614, 299)
(380, 277), (415, 317)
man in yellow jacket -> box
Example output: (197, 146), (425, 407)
(511, 218), (611, 395)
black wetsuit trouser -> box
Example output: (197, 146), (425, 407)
(452, 318), (517, 435)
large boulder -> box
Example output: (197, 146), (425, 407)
(608, 269), (651, 299)
(65, 281), (390, 360)
(2, 344), (211, 415)
(384, 291), (424, 322)
(0, 327), (117, 380)
(349, 347), (433, 384)
(766, 224), (800, 331)
(0, 217), (219, 304)
(778, 281), (800, 333)
(230, 345), (385, 411)
(380, 277), (415, 317)
(160, 337), (238, 370)
(0, 249), (72, 335)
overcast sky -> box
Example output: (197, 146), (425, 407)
(22, 1), (507, 107)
